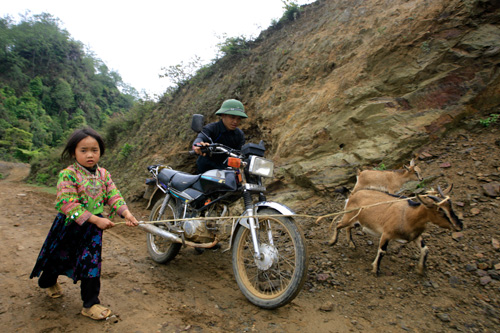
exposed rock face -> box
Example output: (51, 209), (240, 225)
(108, 0), (500, 201)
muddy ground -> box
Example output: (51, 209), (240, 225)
(0, 121), (499, 332)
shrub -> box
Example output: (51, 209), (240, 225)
(281, 1), (302, 22)
(479, 113), (499, 127)
(36, 173), (50, 184)
(217, 35), (251, 57)
(119, 143), (134, 160)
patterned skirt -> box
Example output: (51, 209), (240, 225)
(30, 213), (103, 283)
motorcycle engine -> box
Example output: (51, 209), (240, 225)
(183, 220), (214, 243)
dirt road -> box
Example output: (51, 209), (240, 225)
(0, 124), (499, 332)
(0, 162), (351, 332)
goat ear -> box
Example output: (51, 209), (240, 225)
(410, 159), (415, 166)
(404, 164), (411, 172)
(416, 194), (435, 208)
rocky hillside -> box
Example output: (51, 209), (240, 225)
(105, 0), (500, 205)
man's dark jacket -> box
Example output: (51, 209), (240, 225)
(192, 120), (245, 173)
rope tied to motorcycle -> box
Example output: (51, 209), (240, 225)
(113, 194), (435, 225)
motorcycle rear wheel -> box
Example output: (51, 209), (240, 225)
(232, 208), (308, 309)
(146, 198), (182, 263)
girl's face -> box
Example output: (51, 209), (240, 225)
(74, 136), (100, 168)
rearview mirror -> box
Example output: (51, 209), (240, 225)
(191, 114), (204, 133)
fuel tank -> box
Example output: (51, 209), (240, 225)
(198, 169), (238, 193)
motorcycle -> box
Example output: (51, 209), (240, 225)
(140, 114), (308, 309)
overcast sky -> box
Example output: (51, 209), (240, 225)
(3, 1), (314, 98)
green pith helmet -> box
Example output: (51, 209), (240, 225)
(215, 99), (248, 118)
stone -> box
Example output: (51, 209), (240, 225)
(465, 263), (478, 272)
(482, 182), (500, 197)
(452, 232), (464, 241)
(419, 152), (433, 160)
(487, 270), (500, 281)
(470, 208), (480, 215)
(492, 238), (500, 250)
(319, 301), (334, 312)
(475, 253), (484, 259)
(477, 269), (488, 277)
(480, 276), (492, 285)
(477, 262), (490, 270)
(317, 273), (329, 282)
(449, 276), (460, 286)
(440, 162), (452, 168)
(436, 313), (451, 322)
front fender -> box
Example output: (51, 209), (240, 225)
(145, 187), (165, 210)
(255, 201), (295, 216)
(228, 201), (296, 249)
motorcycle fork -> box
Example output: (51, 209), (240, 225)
(158, 193), (171, 220)
(243, 190), (264, 260)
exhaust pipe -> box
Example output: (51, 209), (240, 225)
(138, 222), (220, 249)
(138, 223), (182, 243)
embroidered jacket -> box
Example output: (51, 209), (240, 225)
(55, 163), (128, 225)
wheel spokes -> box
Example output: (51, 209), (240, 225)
(239, 216), (297, 296)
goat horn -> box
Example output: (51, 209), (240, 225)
(437, 185), (445, 197)
(438, 184), (454, 197)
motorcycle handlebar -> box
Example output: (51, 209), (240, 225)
(191, 143), (238, 157)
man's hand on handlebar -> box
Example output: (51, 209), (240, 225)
(193, 142), (211, 156)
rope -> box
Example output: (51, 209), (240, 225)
(114, 194), (433, 226)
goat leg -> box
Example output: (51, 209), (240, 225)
(328, 224), (339, 246)
(372, 237), (389, 275)
(346, 226), (356, 249)
(416, 236), (429, 275)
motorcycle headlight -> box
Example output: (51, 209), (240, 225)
(248, 156), (274, 178)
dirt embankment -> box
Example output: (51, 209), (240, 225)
(1, 120), (499, 332)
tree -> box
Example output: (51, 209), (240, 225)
(0, 12), (139, 165)
(52, 78), (74, 113)
(3, 127), (33, 150)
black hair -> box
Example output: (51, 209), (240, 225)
(61, 127), (105, 162)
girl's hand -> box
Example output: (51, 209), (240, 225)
(88, 216), (115, 230)
(123, 210), (139, 227)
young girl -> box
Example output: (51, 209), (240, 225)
(30, 127), (138, 320)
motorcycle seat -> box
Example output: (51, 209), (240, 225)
(158, 168), (178, 184)
(171, 173), (201, 191)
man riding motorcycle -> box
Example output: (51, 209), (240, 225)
(192, 99), (247, 173)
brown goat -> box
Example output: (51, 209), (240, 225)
(328, 185), (463, 275)
(351, 159), (423, 194)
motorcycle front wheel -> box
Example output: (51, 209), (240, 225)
(146, 198), (182, 263)
(232, 208), (308, 309)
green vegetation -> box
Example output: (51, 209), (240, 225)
(479, 113), (499, 127)
(2, 4), (306, 186)
(217, 35), (251, 57)
(282, 1), (302, 22)
(421, 41), (431, 53)
(374, 163), (387, 170)
(0, 13), (146, 185)
(0, 13), (138, 166)
(119, 143), (134, 160)
(159, 56), (204, 88)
